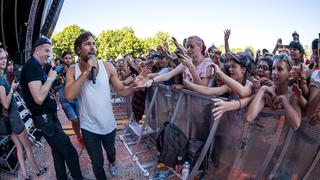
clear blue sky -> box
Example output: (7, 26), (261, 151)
(54, 0), (319, 52)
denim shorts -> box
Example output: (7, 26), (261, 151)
(10, 104), (25, 134)
(61, 99), (79, 121)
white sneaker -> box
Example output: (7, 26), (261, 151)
(109, 163), (119, 176)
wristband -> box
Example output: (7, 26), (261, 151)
(47, 77), (54, 83)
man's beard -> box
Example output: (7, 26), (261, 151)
(83, 52), (96, 62)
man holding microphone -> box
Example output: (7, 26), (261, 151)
(65, 32), (144, 179)
(20, 37), (82, 180)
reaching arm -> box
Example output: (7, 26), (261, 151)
(224, 29), (231, 53)
(246, 87), (267, 122)
(142, 65), (183, 88)
(307, 86), (320, 118)
(272, 38), (282, 55)
(282, 96), (301, 130)
(107, 62), (135, 97)
(28, 69), (57, 105)
(216, 67), (252, 97)
(187, 64), (210, 86)
(212, 95), (254, 119)
(184, 80), (229, 96)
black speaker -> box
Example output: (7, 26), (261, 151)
(13, 51), (25, 66)
(40, 0), (64, 38)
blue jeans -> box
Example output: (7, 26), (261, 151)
(60, 99), (79, 120)
(82, 128), (116, 180)
(33, 113), (82, 180)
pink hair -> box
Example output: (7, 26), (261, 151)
(187, 36), (207, 57)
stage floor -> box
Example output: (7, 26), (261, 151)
(0, 108), (146, 180)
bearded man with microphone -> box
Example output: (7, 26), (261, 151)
(65, 32), (145, 179)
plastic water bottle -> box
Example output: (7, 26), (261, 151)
(174, 156), (183, 174)
(181, 161), (190, 180)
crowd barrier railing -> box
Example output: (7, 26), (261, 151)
(115, 83), (320, 179)
(135, 84), (320, 179)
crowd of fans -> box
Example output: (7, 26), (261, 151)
(0, 29), (319, 179)
(108, 30), (320, 130)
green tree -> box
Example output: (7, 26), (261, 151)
(245, 45), (256, 54)
(304, 45), (312, 59)
(143, 32), (175, 53)
(96, 27), (144, 60)
(218, 44), (225, 53)
(230, 48), (243, 54)
(52, 24), (85, 59)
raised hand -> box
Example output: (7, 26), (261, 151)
(276, 38), (282, 48)
(262, 86), (276, 107)
(11, 80), (19, 92)
(224, 29), (231, 41)
(260, 77), (273, 87)
(292, 83), (302, 100)
(176, 52), (193, 69)
(272, 95), (286, 110)
(252, 77), (261, 93)
(172, 37), (187, 56)
(158, 45), (174, 60)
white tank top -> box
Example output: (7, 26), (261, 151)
(75, 61), (116, 134)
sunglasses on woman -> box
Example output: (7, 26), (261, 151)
(256, 65), (269, 71)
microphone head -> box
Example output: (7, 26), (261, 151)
(87, 53), (96, 60)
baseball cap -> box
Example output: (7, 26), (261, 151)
(31, 36), (52, 54)
(226, 52), (252, 68)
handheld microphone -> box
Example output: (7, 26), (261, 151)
(87, 53), (96, 84)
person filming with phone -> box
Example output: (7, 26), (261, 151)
(20, 37), (82, 180)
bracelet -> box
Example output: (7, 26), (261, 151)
(238, 99), (241, 110)
(47, 77), (54, 83)
(151, 78), (155, 85)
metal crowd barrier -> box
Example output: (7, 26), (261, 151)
(110, 86), (131, 121)
(119, 84), (320, 179)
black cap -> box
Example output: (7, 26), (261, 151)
(31, 37), (52, 54)
(226, 52), (253, 73)
(227, 52), (251, 67)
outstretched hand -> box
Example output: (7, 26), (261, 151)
(212, 98), (231, 120)
(132, 68), (151, 90)
(172, 37), (187, 56)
